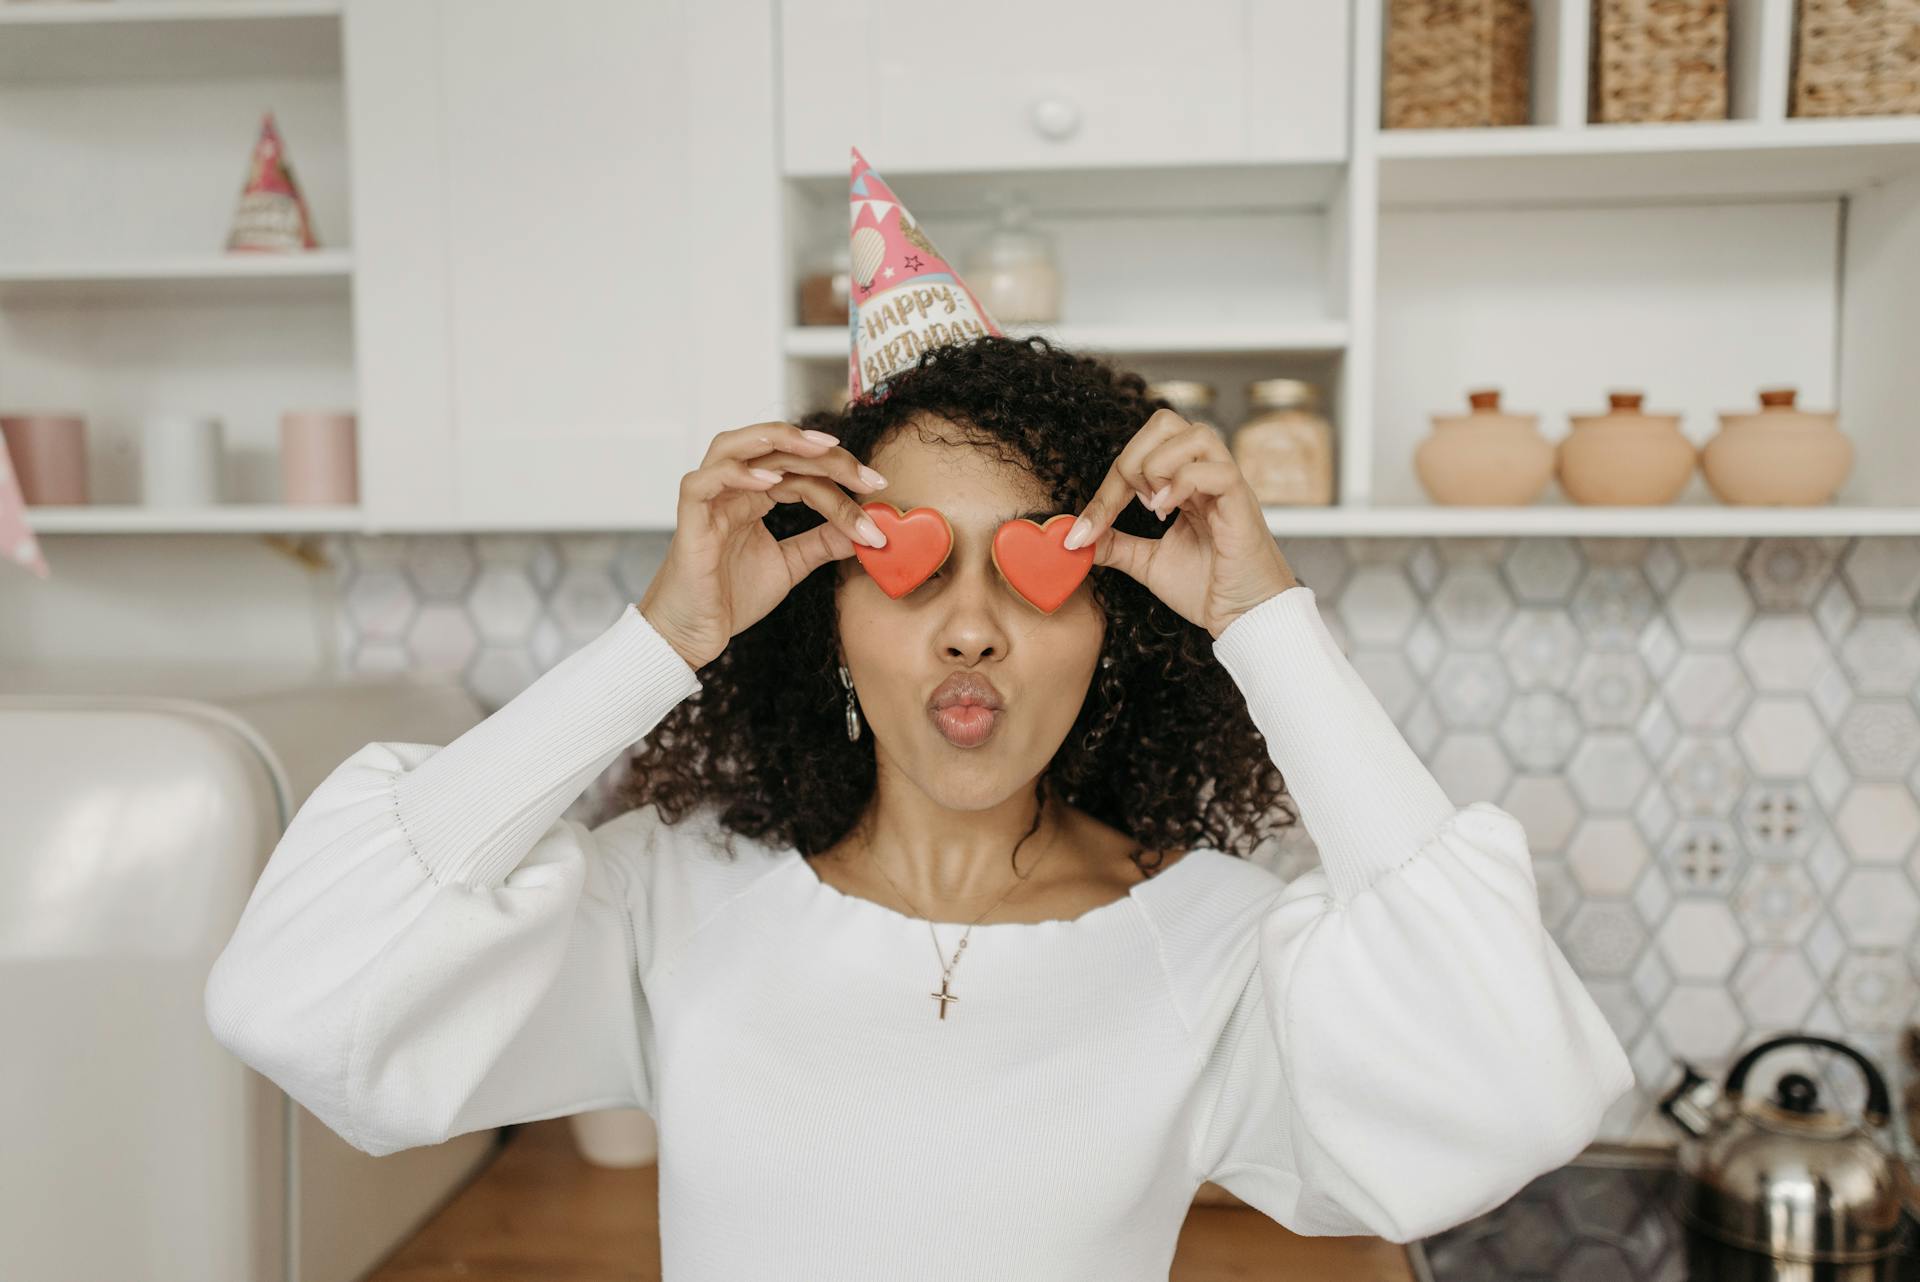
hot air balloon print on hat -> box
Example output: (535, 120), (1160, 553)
(846, 146), (1002, 404)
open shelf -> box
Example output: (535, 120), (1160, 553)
(24, 503), (359, 534)
(0, 1), (343, 81)
(0, 250), (353, 303)
(1262, 504), (1920, 539)
(1377, 118), (1920, 206)
(785, 320), (1349, 360)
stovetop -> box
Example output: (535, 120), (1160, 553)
(1406, 1143), (1920, 1281)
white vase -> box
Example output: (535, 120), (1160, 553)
(567, 1106), (658, 1167)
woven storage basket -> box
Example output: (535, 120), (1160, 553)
(1383, 0), (1532, 129)
(1590, 0), (1729, 122)
(1791, 0), (1920, 117)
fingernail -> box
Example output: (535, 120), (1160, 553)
(1148, 485), (1171, 513)
(749, 467), (783, 484)
(858, 465), (887, 489)
(802, 429), (840, 447)
(1063, 516), (1093, 550)
(856, 515), (886, 547)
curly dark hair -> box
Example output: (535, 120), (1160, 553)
(617, 334), (1296, 869)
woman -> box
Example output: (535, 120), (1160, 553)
(205, 336), (1633, 1279)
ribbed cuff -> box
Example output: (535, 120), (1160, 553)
(1212, 585), (1457, 902)
(394, 603), (703, 888)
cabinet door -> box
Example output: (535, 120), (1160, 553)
(348, 0), (784, 530)
(779, 0), (1348, 175)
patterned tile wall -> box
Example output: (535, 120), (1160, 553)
(323, 531), (1920, 1151)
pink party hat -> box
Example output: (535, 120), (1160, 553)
(847, 146), (1001, 404)
(0, 440), (48, 580)
(226, 111), (319, 252)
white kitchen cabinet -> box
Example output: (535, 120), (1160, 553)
(346, 0), (785, 530)
(778, 0), (1349, 176)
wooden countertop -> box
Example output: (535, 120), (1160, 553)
(364, 1118), (1415, 1281)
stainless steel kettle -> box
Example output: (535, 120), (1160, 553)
(1659, 1033), (1912, 1274)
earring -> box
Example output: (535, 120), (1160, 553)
(1100, 655), (1113, 669)
(838, 663), (862, 742)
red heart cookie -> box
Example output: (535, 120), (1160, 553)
(992, 514), (1094, 614)
(853, 502), (953, 599)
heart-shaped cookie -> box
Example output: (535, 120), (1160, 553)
(852, 502), (953, 599)
(992, 514), (1094, 614)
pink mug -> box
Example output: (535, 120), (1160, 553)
(280, 410), (358, 504)
(0, 413), (89, 505)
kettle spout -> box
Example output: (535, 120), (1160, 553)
(1657, 1061), (1718, 1139)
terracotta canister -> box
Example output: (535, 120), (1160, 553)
(0, 413), (89, 505)
(1701, 387), (1850, 505)
(279, 410), (358, 504)
(1414, 388), (1554, 505)
(1558, 391), (1696, 505)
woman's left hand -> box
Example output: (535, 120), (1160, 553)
(1063, 408), (1299, 638)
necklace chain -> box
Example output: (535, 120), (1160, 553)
(856, 811), (1061, 1020)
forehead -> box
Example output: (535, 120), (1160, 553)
(867, 422), (1054, 525)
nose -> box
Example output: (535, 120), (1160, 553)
(934, 553), (1012, 663)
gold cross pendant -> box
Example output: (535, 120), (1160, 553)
(930, 976), (960, 1020)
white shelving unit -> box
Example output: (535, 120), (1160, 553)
(1354, 0), (1920, 530)
(2, 0), (357, 535)
(777, 0), (1920, 540)
(11, 0), (1919, 538)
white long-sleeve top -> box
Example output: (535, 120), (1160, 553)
(203, 584), (1634, 1279)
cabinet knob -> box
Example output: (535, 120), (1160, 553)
(1029, 96), (1081, 142)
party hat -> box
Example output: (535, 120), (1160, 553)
(226, 111), (319, 253)
(0, 440), (48, 580)
(847, 146), (1001, 404)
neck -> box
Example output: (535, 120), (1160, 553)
(854, 771), (1063, 910)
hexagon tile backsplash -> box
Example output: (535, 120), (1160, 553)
(322, 531), (1920, 1150)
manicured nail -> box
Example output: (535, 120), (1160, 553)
(801, 429), (840, 446)
(749, 467), (783, 484)
(1148, 485), (1171, 514)
(1063, 516), (1093, 550)
(856, 515), (886, 547)
(858, 465), (888, 489)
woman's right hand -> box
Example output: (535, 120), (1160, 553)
(637, 421), (891, 670)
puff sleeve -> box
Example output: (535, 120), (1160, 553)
(1192, 585), (1635, 1243)
(203, 604), (702, 1157)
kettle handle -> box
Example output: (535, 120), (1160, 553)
(1724, 1033), (1891, 1127)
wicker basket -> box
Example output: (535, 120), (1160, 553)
(1590, 0), (1729, 122)
(1383, 0), (1532, 129)
(1791, 0), (1920, 117)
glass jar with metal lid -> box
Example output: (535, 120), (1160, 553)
(1232, 378), (1332, 505)
(1145, 379), (1218, 432)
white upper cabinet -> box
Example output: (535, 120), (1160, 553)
(778, 0), (1349, 175)
(346, 0), (784, 530)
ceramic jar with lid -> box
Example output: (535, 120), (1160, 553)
(1701, 386), (1851, 505)
(1558, 390), (1697, 505)
(1413, 388), (1554, 505)
(1146, 379), (1218, 432)
(1231, 378), (1332, 506)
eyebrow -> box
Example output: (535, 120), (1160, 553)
(992, 507), (1057, 526)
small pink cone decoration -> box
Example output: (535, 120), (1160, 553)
(226, 111), (319, 252)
